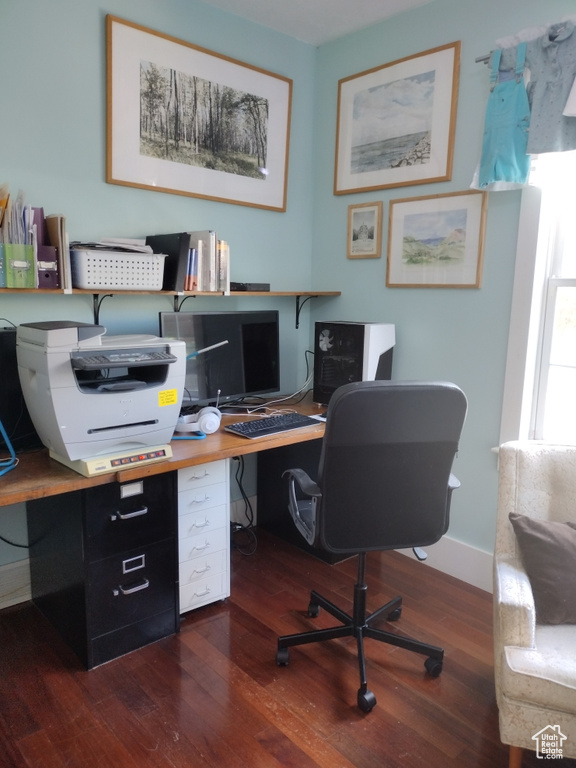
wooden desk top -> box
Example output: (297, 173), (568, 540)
(0, 397), (326, 507)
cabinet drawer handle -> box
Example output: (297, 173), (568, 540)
(193, 586), (211, 598)
(110, 506), (148, 521)
(191, 495), (211, 504)
(192, 564), (211, 576)
(113, 577), (150, 596)
(189, 518), (210, 531)
(188, 470), (210, 480)
(191, 540), (211, 553)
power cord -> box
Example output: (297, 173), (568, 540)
(0, 416), (25, 547)
(231, 456), (257, 555)
(0, 532), (29, 548)
(0, 416), (18, 477)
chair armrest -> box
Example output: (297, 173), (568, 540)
(282, 468), (321, 498)
(282, 468), (322, 546)
(493, 555), (536, 650)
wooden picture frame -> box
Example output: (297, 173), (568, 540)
(106, 15), (292, 211)
(347, 201), (383, 259)
(334, 42), (460, 195)
(386, 190), (487, 288)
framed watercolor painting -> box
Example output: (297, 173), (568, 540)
(334, 42), (460, 195)
(106, 16), (292, 211)
(386, 190), (487, 288)
(347, 201), (383, 259)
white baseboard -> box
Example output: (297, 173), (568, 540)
(398, 535), (493, 594)
(0, 558), (31, 610)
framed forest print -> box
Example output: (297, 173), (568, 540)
(106, 15), (292, 211)
(334, 42), (460, 195)
(386, 190), (487, 288)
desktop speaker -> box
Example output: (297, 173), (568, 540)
(312, 321), (395, 406)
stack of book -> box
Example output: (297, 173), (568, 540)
(146, 230), (230, 293)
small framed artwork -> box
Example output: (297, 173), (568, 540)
(347, 201), (383, 259)
(106, 15), (292, 211)
(334, 42), (460, 195)
(386, 190), (487, 288)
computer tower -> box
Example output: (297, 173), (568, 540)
(312, 321), (395, 406)
(0, 328), (42, 452)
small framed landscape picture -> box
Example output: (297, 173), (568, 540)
(347, 201), (383, 259)
(386, 190), (487, 288)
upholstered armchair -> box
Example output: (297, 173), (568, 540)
(494, 441), (576, 767)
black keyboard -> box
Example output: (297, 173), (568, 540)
(224, 412), (321, 439)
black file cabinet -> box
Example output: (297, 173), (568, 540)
(27, 473), (179, 669)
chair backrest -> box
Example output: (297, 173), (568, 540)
(316, 380), (467, 554)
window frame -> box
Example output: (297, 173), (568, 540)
(500, 169), (576, 445)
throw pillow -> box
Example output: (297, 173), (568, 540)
(509, 512), (576, 625)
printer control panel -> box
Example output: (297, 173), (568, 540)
(71, 348), (177, 370)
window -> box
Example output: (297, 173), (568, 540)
(501, 152), (576, 444)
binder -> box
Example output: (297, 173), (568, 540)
(145, 232), (190, 292)
(0, 244), (6, 288)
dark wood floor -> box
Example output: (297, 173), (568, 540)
(0, 528), (573, 768)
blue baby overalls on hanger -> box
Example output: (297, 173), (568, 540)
(478, 43), (531, 188)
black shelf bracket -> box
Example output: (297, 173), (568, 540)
(295, 295), (316, 329)
(92, 294), (113, 325)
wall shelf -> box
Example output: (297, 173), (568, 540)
(0, 288), (341, 327)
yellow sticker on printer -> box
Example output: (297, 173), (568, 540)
(159, 389), (178, 406)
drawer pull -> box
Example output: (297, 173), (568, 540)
(191, 540), (211, 553)
(191, 495), (211, 504)
(189, 470), (210, 480)
(189, 518), (210, 531)
(110, 506), (148, 521)
(113, 578), (150, 596)
(192, 564), (211, 576)
(193, 586), (211, 598)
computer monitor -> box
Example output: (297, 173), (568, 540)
(159, 310), (280, 408)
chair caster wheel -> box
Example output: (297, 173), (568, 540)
(425, 657), (443, 677)
(387, 606), (402, 621)
(276, 647), (290, 666)
(357, 689), (377, 713)
(308, 602), (319, 618)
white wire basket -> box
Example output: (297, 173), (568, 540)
(71, 249), (166, 290)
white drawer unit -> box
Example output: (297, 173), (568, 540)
(177, 460), (230, 613)
(178, 460), (228, 490)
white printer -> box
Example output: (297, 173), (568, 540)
(16, 321), (186, 476)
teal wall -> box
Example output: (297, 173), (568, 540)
(311, 0), (576, 555)
(1, 0), (575, 568)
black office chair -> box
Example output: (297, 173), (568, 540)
(276, 380), (468, 712)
